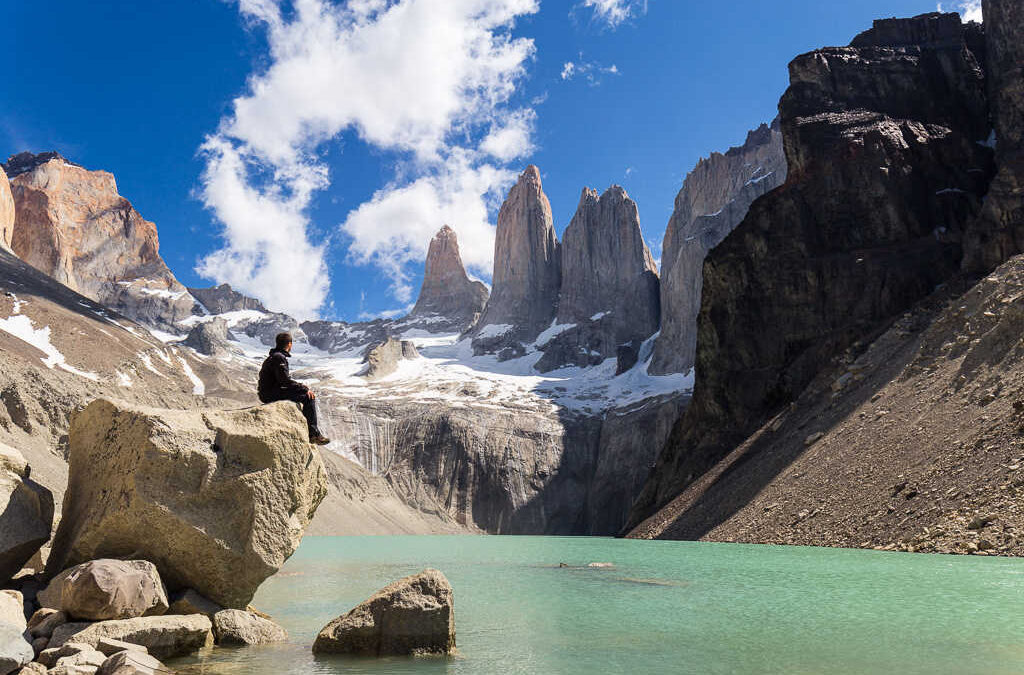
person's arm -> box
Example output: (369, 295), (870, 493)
(273, 355), (308, 392)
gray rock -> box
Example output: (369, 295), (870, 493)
(649, 119), (786, 375)
(549, 185), (659, 368)
(38, 641), (94, 667)
(45, 399), (328, 609)
(361, 338), (419, 380)
(18, 661), (46, 673)
(166, 589), (221, 618)
(95, 638), (146, 657)
(27, 608), (66, 639)
(212, 609), (287, 645)
(53, 647), (107, 670)
(180, 318), (238, 357)
(38, 560), (168, 621)
(96, 650), (167, 675)
(187, 283), (267, 315)
(30, 635), (47, 655)
(0, 624), (32, 674)
(49, 615), (213, 660)
(408, 226), (488, 333)
(473, 165), (560, 351)
(0, 591), (24, 632)
(313, 569), (455, 656)
(0, 443), (54, 585)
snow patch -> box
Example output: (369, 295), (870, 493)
(177, 357), (205, 395)
(535, 321), (576, 347)
(116, 371), (133, 387)
(476, 323), (513, 339)
(0, 314), (98, 380)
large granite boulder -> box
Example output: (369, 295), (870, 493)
(537, 186), (660, 372)
(45, 399), (328, 608)
(0, 442), (54, 584)
(407, 226), (489, 332)
(0, 170), (13, 251)
(180, 318), (239, 357)
(0, 624), (33, 675)
(3, 152), (197, 330)
(38, 560), (168, 621)
(312, 569), (455, 656)
(628, 12), (996, 530)
(211, 609), (287, 645)
(49, 615), (213, 660)
(0, 591), (24, 632)
(649, 120), (787, 375)
(96, 650), (168, 675)
(473, 166), (561, 353)
(361, 338), (419, 380)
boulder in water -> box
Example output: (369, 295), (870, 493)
(312, 568), (455, 656)
(212, 609), (287, 645)
(38, 560), (168, 621)
(45, 399), (328, 609)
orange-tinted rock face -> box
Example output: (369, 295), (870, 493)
(4, 153), (195, 328)
(0, 171), (14, 250)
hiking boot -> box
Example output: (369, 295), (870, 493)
(310, 434), (331, 445)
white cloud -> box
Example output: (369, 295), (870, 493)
(577, 0), (646, 28)
(198, 0), (539, 318)
(343, 153), (515, 302)
(938, 0), (983, 22)
(560, 55), (620, 85)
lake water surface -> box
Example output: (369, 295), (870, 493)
(173, 535), (1024, 674)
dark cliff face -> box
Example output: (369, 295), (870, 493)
(188, 283), (267, 314)
(627, 12), (998, 531)
(963, 0), (1024, 271)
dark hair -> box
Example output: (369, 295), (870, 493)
(275, 332), (293, 351)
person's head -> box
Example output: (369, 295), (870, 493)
(275, 332), (293, 352)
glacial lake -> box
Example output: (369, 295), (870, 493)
(173, 535), (1024, 674)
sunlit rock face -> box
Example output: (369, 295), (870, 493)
(3, 152), (196, 329)
(408, 225), (488, 333)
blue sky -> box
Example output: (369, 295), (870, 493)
(4, 0), (975, 321)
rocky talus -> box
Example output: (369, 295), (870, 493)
(629, 254), (1024, 556)
(408, 225), (488, 332)
(537, 186), (659, 372)
(3, 152), (196, 329)
(963, 0), (1024, 272)
(649, 120), (786, 375)
(628, 12), (996, 531)
(472, 165), (560, 354)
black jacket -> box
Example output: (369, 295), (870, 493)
(257, 348), (307, 402)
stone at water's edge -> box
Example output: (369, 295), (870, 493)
(96, 649), (168, 675)
(166, 589), (221, 618)
(0, 442), (54, 585)
(38, 560), (168, 621)
(212, 609), (288, 645)
(312, 569), (455, 657)
(49, 615), (214, 660)
(45, 399), (328, 609)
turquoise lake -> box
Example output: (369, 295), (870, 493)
(173, 535), (1024, 674)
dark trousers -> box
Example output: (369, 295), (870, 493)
(260, 386), (321, 437)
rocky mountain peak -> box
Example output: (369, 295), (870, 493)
(472, 165), (560, 355)
(649, 118), (786, 375)
(6, 154), (196, 329)
(0, 170), (13, 251)
(2, 151), (81, 178)
(188, 283), (267, 315)
(849, 11), (968, 49)
(408, 225), (488, 331)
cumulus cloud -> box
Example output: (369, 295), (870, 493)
(577, 0), (646, 28)
(198, 0), (539, 319)
(561, 55), (619, 85)
(938, 0), (983, 22)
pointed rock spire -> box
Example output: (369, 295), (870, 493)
(410, 225), (488, 328)
(474, 165), (560, 349)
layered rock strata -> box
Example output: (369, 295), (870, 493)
(472, 166), (560, 354)
(628, 12), (996, 530)
(3, 153), (196, 329)
(649, 120), (786, 375)
(408, 226), (488, 332)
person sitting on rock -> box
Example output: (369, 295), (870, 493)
(258, 332), (330, 445)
